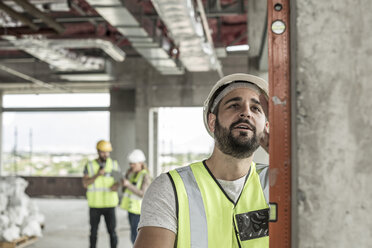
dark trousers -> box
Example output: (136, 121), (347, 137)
(128, 212), (141, 244)
(89, 207), (118, 248)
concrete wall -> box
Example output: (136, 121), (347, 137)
(295, 1), (372, 247)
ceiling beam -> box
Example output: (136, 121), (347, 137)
(0, 64), (70, 92)
(0, 1), (40, 31)
(12, 0), (65, 34)
(2, 107), (109, 112)
(32, 16), (105, 24)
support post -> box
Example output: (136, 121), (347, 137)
(0, 91), (3, 175)
(110, 89), (136, 173)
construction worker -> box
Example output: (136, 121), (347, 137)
(134, 73), (270, 248)
(82, 140), (120, 248)
(120, 149), (151, 244)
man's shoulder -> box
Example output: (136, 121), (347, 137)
(140, 173), (178, 234)
(147, 173), (173, 190)
(142, 173), (176, 206)
(255, 163), (269, 173)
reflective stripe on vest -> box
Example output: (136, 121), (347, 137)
(169, 161), (269, 248)
(120, 169), (148, 214)
(86, 158), (119, 208)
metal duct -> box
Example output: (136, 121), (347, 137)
(3, 36), (105, 72)
(86, 0), (183, 75)
(45, 39), (125, 62)
(1, 36), (126, 71)
(151, 0), (221, 73)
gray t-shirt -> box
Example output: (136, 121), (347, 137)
(138, 172), (247, 234)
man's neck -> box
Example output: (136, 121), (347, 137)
(97, 158), (107, 164)
(205, 147), (253, 181)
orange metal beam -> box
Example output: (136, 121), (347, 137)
(268, 0), (292, 247)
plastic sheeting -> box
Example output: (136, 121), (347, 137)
(0, 177), (44, 242)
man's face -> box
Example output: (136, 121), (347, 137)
(208, 88), (268, 159)
(130, 162), (143, 172)
(97, 150), (110, 162)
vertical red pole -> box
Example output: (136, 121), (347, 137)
(268, 0), (292, 247)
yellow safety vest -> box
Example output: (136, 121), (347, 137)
(120, 169), (148, 214)
(168, 161), (269, 248)
(86, 158), (119, 208)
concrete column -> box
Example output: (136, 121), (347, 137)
(135, 106), (149, 162)
(110, 89), (135, 173)
(247, 0), (267, 72)
(134, 68), (153, 176)
(148, 108), (159, 177)
(295, 0), (372, 247)
(0, 91), (2, 175)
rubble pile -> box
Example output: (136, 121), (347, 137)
(0, 177), (44, 242)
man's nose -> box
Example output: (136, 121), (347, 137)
(239, 104), (252, 118)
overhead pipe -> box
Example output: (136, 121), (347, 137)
(196, 0), (223, 77)
(12, 0), (65, 34)
(0, 1), (40, 31)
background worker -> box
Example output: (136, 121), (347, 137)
(82, 140), (120, 248)
(120, 149), (151, 244)
(134, 73), (270, 248)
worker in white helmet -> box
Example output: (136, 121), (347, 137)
(120, 149), (151, 244)
(134, 73), (270, 248)
(82, 140), (120, 248)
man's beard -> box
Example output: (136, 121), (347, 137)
(99, 156), (107, 162)
(214, 117), (260, 159)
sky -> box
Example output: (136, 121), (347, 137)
(158, 107), (214, 154)
(2, 94), (213, 154)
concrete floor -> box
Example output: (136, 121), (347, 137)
(28, 198), (132, 248)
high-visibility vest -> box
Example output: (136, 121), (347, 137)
(86, 158), (119, 208)
(120, 169), (148, 214)
(168, 161), (269, 248)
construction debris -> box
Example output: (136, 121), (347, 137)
(0, 177), (44, 242)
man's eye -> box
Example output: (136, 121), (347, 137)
(229, 104), (239, 109)
(252, 106), (262, 113)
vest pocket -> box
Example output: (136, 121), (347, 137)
(235, 208), (269, 241)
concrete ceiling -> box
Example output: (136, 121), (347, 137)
(0, 0), (266, 94)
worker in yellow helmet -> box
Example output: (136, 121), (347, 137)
(134, 74), (270, 248)
(82, 140), (120, 248)
(120, 149), (151, 244)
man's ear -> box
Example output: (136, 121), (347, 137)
(259, 94), (269, 118)
(264, 120), (269, 133)
(208, 113), (216, 133)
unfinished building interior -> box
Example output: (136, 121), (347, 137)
(0, 0), (371, 247)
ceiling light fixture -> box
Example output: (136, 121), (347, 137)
(226, 44), (250, 52)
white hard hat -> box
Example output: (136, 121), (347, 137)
(127, 149), (146, 163)
(203, 73), (269, 137)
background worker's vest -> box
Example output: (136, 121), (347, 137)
(168, 161), (269, 248)
(120, 169), (148, 214)
(86, 158), (119, 208)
